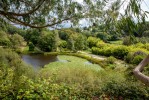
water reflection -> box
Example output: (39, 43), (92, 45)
(21, 54), (58, 69)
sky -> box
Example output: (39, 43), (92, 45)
(75, 0), (149, 27)
(141, 0), (149, 20)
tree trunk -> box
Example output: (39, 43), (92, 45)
(133, 55), (149, 86)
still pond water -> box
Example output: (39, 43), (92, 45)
(21, 54), (58, 69)
(21, 54), (94, 69)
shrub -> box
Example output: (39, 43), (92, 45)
(92, 45), (129, 59)
(96, 40), (105, 48)
(106, 56), (116, 64)
(28, 42), (35, 51)
(125, 50), (147, 64)
(37, 31), (56, 52)
(123, 36), (138, 45)
(112, 46), (129, 59)
(102, 81), (149, 99)
(87, 37), (102, 48)
(132, 55), (144, 65)
(124, 52), (134, 63)
(10, 33), (25, 49)
(96, 32), (110, 42)
(0, 31), (11, 46)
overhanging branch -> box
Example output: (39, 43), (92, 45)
(4, 14), (74, 28)
(0, 0), (45, 16)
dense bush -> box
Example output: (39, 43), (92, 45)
(28, 42), (35, 51)
(66, 34), (87, 52)
(10, 33), (25, 49)
(92, 45), (129, 59)
(125, 50), (147, 64)
(0, 48), (34, 99)
(74, 34), (88, 51)
(123, 36), (138, 45)
(132, 55), (144, 64)
(58, 40), (67, 51)
(37, 31), (56, 52)
(102, 81), (149, 99)
(106, 56), (116, 64)
(0, 31), (11, 46)
(96, 32), (110, 42)
(112, 46), (129, 59)
(92, 41), (149, 64)
(87, 36), (103, 48)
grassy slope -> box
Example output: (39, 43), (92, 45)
(39, 55), (124, 87)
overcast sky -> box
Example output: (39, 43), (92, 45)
(75, 0), (149, 27)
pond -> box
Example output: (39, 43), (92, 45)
(21, 54), (58, 69)
(21, 54), (98, 70)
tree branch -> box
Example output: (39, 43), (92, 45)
(0, 0), (45, 16)
(133, 55), (149, 86)
(4, 14), (73, 28)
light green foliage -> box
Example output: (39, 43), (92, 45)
(125, 50), (147, 64)
(67, 36), (75, 51)
(92, 41), (149, 63)
(132, 55), (145, 64)
(92, 45), (129, 59)
(0, 48), (34, 99)
(10, 33), (25, 49)
(0, 31), (10, 46)
(87, 36), (103, 48)
(58, 40), (67, 51)
(102, 80), (149, 99)
(106, 56), (116, 64)
(109, 40), (123, 45)
(60, 29), (87, 51)
(74, 34), (87, 51)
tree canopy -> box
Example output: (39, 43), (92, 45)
(0, 0), (105, 28)
(0, 0), (148, 29)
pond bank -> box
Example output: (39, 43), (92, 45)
(45, 51), (106, 68)
(21, 50), (128, 69)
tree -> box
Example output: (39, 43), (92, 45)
(37, 31), (56, 52)
(74, 34), (87, 51)
(25, 29), (41, 44)
(67, 36), (75, 51)
(0, 0), (104, 28)
(28, 42), (35, 51)
(0, 31), (10, 46)
(10, 33), (25, 49)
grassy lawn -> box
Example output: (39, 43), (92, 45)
(43, 55), (102, 71)
(40, 55), (104, 84)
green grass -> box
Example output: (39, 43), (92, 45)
(40, 55), (103, 84)
(38, 55), (126, 99)
(44, 55), (102, 71)
(109, 40), (123, 45)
